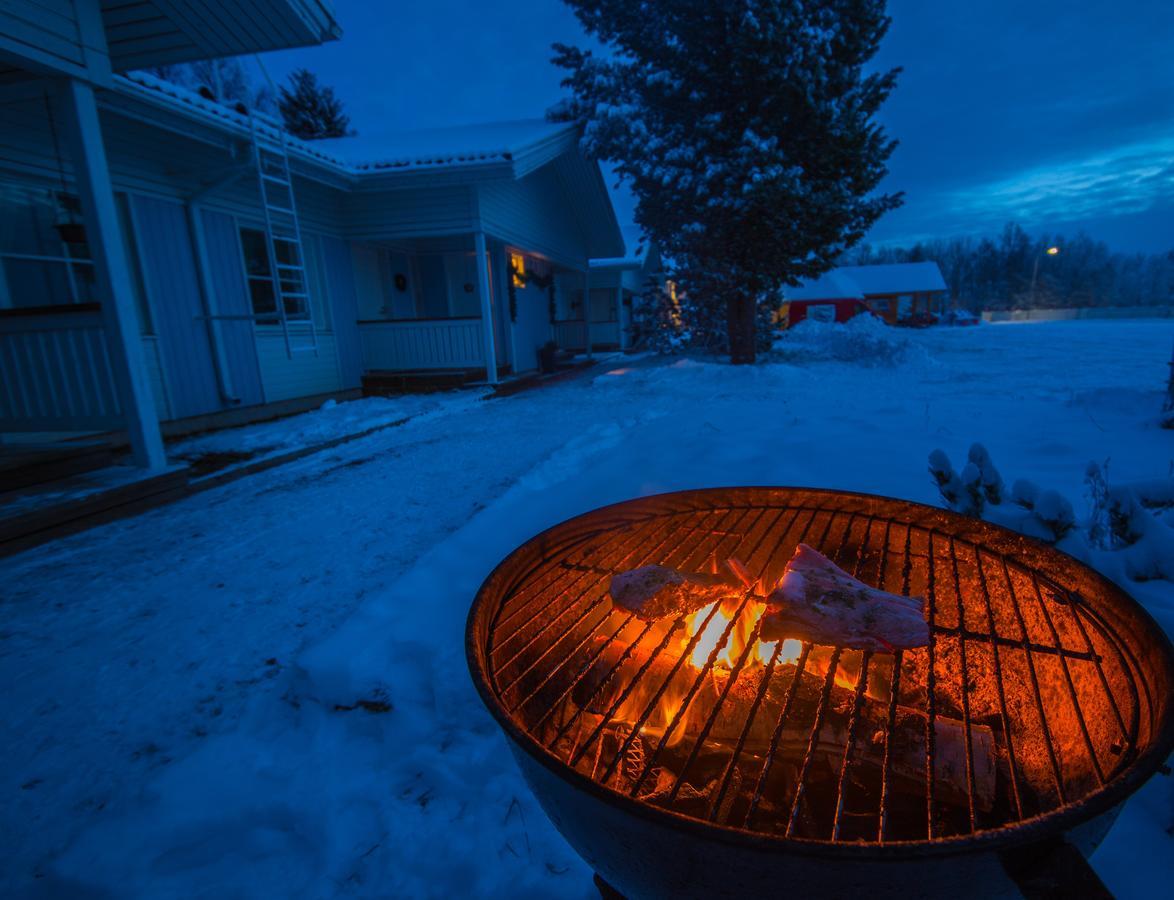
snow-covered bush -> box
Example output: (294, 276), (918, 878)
(930, 445), (1174, 581)
(1033, 489), (1076, 541)
(967, 444), (1004, 506)
(776, 315), (924, 367)
(930, 445), (1071, 543)
(1011, 478), (1040, 509)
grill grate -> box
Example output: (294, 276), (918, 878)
(482, 493), (1149, 844)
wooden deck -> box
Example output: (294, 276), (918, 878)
(0, 462), (189, 558)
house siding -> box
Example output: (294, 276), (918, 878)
(478, 165), (588, 269)
(255, 332), (342, 402)
(320, 235), (362, 388)
(339, 185), (474, 241)
(198, 207), (265, 407)
(129, 192), (222, 419)
(0, 1), (88, 77)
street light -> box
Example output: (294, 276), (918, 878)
(1030, 246), (1060, 305)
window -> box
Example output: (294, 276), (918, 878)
(510, 252), (526, 288)
(238, 227), (310, 323)
(0, 182), (97, 310)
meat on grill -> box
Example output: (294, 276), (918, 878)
(610, 565), (741, 621)
(760, 544), (929, 652)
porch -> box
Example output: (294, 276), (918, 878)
(349, 234), (595, 383)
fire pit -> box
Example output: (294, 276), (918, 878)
(466, 488), (1174, 898)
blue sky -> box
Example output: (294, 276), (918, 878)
(263, 1), (1174, 253)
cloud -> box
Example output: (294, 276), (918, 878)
(945, 137), (1174, 228)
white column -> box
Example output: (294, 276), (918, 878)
(59, 78), (166, 469)
(474, 229), (498, 384)
(615, 283), (626, 350)
(583, 264), (593, 359)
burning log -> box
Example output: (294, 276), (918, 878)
(760, 544), (929, 652)
(571, 635), (996, 812)
(609, 565), (741, 621)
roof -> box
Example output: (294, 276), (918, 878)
(102, 1), (341, 72)
(785, 268), (866, 301)
(786, 262), (947, 301)
(114, 73), (579, 180)
(312, 120), (575, 172)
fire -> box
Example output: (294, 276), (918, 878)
(682, 601), (804, 669)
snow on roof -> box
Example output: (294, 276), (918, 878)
(311, 120), (571, 171)
(785, 262), (947, 301)
(114, 72), (572, 175)
(835, 262), (948, 295)
(785, 268), (865, 301)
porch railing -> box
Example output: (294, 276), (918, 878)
(359, 317), (485, 371)
(0, 305), (124, 431)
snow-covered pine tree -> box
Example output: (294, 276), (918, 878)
(551, 0), (903, 363)
(278, 69), (353, 140)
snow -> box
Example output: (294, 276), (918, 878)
(2, 320), (1172, 898)
(312, 120), (573, 171)
(785, 261), (948, 300)
(118, 74), (575, 176)
(170, 392), (489, 481)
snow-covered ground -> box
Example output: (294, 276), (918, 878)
(2, 319), (1172, 899)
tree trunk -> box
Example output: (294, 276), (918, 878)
(726, 294), (757, 365)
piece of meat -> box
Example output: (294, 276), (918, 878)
(759, 544), (929, 651)
(609, 565), (740, 621)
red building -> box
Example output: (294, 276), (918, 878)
(782, 262), (949, 327)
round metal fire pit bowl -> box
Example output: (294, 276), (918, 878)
(466, 488), (1174, 899)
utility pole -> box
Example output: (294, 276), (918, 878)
(1028, 245), (1060, 306)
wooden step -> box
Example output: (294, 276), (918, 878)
(0, 465), (189, 557)
(0, 441), (113, 493)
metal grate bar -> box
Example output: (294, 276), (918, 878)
(784, 647), (845, 837)
(491, 516), (672, 642)
(601, 507), (788, 786)
(876, 519), (902, 842)
(782, 512), (871, 837)
(924, 528), (939, 839)
(1023, 568), (1107, 786)
(971, 548), (1026, 821)
(831, 649), (873, 839)
(928, 627), (1101, 662)
(516, 511), (737, 722)
(993, 545), (1068, 805)
(544, 509), (749, 745)
(1046, 581), (1132, 760)
(559, 509), (756, 762)
(945, 535), (980, 832)
(666, 614), (767, 804)
(619, 592), (756, 791)
(704, 506), (818, 821)
(744, 642), (813, 828)
(1063, 591), (1141, 761)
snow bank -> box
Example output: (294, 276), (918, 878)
(773, 315), (933, 367)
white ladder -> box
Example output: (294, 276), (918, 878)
(249, 116), (318, 359)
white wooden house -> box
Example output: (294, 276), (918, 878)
(564, 242), (664, 352)
(0, 2), (625, 470)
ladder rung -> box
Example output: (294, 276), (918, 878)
(262, 174), (290, 186)
(276, 263), (304, 272)
(281, 291), (309, 299)
(266, 204), (296, 215)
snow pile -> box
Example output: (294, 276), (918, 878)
(774, 315), (931, 367)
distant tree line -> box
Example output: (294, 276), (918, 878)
(844, 223), (1174, 311)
